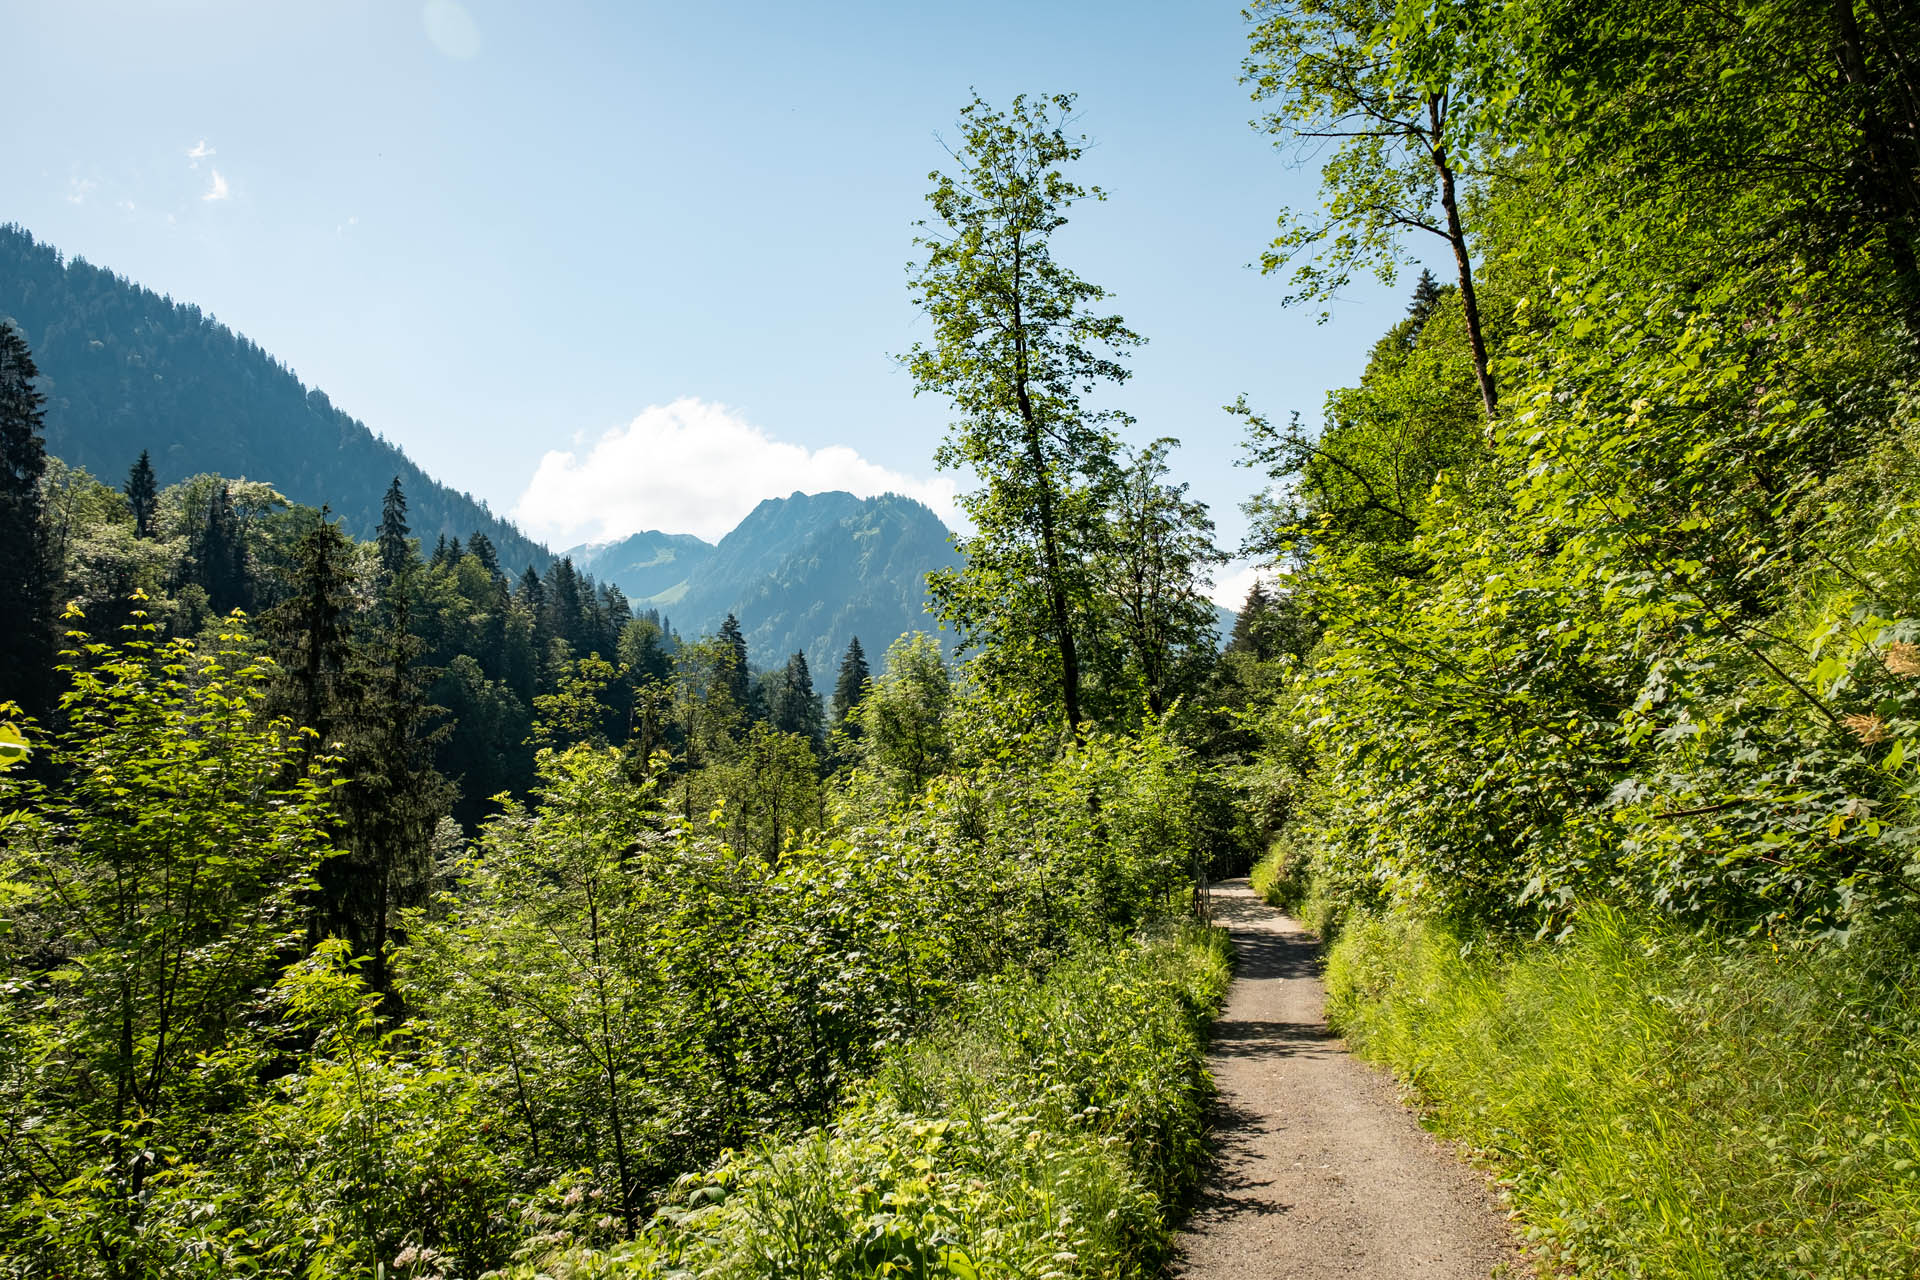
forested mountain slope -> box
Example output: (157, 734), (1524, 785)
(0, 223), (552, 571)
(566, 528), (714, 601)
(657, 490), (959, 665)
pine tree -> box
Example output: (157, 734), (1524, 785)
(123, 450), (158, 539)
(377, 475), (412, 582)
(0, 322), (54, 719)
(831, 637), (870, 727)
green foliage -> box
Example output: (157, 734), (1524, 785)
(1325, 907), (1920, 1278)
(0, 604), (336, 1278)
(498, 924), (1231, 1280)
(908, 93), (1139, 734)
(854, 632), (955, 804)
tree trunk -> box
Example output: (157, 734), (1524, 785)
(1009, 235), (1084, 737)
(1429, 96), (1497, 419)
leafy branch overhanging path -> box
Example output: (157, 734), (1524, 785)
(1175, 881), (1518, 1279)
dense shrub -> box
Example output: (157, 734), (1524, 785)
(506, 924), (1232, 1279)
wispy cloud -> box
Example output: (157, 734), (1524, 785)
(187, 140), (215, 166)
(513, 398), (958, 545)
(66, 177), (98, 205)
(202, 169), (230, 202)
(422, 0), (481, 58)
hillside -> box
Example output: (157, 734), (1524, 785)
(0, 223), (551, 572)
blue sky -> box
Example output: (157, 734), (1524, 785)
(10, 0), (1429, 601)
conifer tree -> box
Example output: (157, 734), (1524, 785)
(194, 482), (248, 614)
(333, 586), (451, 1001)
(467, 530), (499, 576)
(377, 475), (412, 582)
(0, 322), (53, 718)
(832, 637), (870, 727)
(123, 450), (158, 539)
(269, 508), (358, 751)
(773, 649), (825, 749)
(717, 614), (751, 710)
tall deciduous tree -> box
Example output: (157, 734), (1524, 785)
(1101, 439), (1225, 718)
(856, 632), (954, 802)
(908, 93), (1137, 737)
(123, 450), (158, 539)
(0, 322), (53, 718)
(1244, 0), (1502, 414)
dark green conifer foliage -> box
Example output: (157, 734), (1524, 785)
(718, 613), (752, 710)
(466, 530), (499, 576)
(832, 636), (870, 727)
(333, 584), (452, 1001)
(269, 508), (358, 751)
(193, 482), (249, 615)
(773, 649), (825, 749)
(0, 322), (52, 718)
(1227, 582), (1272, 660)
(377, 475), (412, 582)
(123, 450), (158, 539)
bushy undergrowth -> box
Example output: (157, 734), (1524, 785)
(508, 924), (1232, 1280)
(1324, 909), (1920, 1278)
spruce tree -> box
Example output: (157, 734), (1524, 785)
(467, 530), (499, 576)
(774, 649), (825, 748)
(194, 483), (248, 614)
(332, 586), (452, 1004)
(717, 614), (751, 711)
(268, 508), (358, 750)
(123, 450), (158, 539)
(377, 475), (412, 582)
(0, 322), (53, 719)
(831, 636), (870, 727)
(1227, 582), (1272, 660)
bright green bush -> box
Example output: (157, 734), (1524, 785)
(507, 924), (1232, 1280)
(1325, 908), (1920, 1278)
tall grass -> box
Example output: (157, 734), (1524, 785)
(504, 923), (1233, 1279)
(1324, 908), (1920, 1278)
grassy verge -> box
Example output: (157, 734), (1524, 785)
(505, 922), (1233, 1279)
(1323, 908), (1920, 1278)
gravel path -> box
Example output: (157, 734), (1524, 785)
(1173, 880), (1518, 1280)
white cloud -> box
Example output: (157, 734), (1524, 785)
(66, 177), (97, 205)
(202, 169), (230, 202)
(513, 398), (958, 545)
(1211, 561), (1276, 610)
(187, 140), (214, 166)
(422, 0), (481, 58)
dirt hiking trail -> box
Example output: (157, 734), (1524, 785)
(1174, 879), (1518, 1280)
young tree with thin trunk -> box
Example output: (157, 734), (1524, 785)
(908, 92), (1138, 738)
(1244, 0), (1501, 415)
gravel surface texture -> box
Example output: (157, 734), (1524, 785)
(1172, 880), (1520, 1280)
